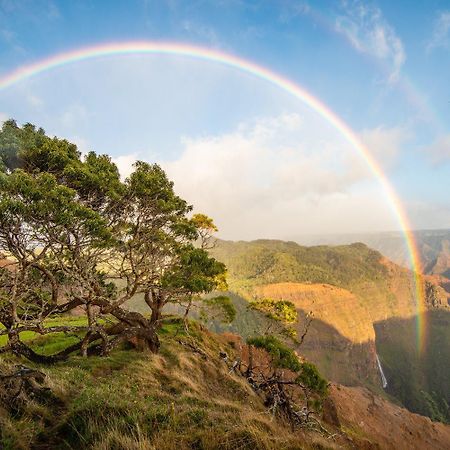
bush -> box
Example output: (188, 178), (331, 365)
(247, 335), (302, 372)
(296, 362), (328, 397)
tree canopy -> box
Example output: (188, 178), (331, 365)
(0, 120), (228, 361)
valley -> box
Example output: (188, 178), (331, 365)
(208, 238), (450, 423)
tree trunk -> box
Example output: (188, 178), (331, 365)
(80, 303), (94, 357)
(9, 336), (66, 364)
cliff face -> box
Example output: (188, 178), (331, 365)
(328, 383), (450, 450)
(253, 282), (381, 387)
(425, 238), (450, 278)
(210, 239), (450, 422)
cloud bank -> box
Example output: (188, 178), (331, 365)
(108, 113), (407, 240)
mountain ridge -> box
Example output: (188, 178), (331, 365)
(292, 228), (450, 278)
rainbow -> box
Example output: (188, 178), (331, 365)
(0, 41), (426, 352)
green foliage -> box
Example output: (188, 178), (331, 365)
(249, 298), (297, 324)
(63, 151), (124, 206)
(0, 169), (112, 242)
(295, 362), (328, 397)
(191, 213), (219, 249)
(0, 121), (227, 361)
(420, 390), (449, 423)
(127, 161), (191, 218)
(0, 120), (79, 175)
(247, 335), (302, 372)
(246, 335), (328, 407)
(162, 246), (226, 294)
(191, 213), (218, 233)
(375, 310), (450, 424)
(0, 119), (26, 171)
(249, 298), (298, 340)
(211, 239), (387, 290)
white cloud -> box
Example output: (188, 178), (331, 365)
(427, 11), (450, 51)
(359, 125), (409, 168)
(49, 110), (411, 239)
(0, 112), (8, 124)
(112, 153), (139, 180)
(155, 114), (400, 239)
(423, 134), (450, 164)
(335, 0), (405, 83)
(4, 108), (424, 238)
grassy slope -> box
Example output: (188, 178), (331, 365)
(0, 320), (347, 450)
(2, 319), (450, 450)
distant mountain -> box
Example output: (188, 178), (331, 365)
(295, 229), (450, 277)
(209, 239), (450, 423)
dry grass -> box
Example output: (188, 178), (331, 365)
(0, 321), (339, 449)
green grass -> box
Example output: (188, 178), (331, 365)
(0, 318), (327, 450)
(0, 316), (189, 359)
(0, 316), (88, 347)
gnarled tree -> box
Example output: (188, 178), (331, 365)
(0, 121), (227, 361)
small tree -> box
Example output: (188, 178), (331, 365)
(240, 296), (323, 428)
(191, 213), (219, 249)
(243, 334), (328, 428)
(249, 298), (298, 340)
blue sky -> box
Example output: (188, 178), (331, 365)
(0, 0), (449, 239)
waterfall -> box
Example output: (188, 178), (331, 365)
(376, 354), (388, 389)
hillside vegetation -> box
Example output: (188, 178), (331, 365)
(299, 229), (450, 279)
(2, 320), (450, 450)
(212, 239), (388, 290)
(0, 120), (228, 361)
(0, 122), (333, 449)
(375, 310), (450, 423)
(210, 239), (450, 423)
